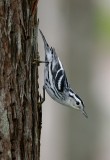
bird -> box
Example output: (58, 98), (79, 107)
(39, 29), (88, 118)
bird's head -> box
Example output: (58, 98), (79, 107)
(65, 89), (88, 118)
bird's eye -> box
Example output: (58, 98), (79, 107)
(76, 101), (80, 105)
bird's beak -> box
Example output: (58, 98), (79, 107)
(82, 109), (88, 118)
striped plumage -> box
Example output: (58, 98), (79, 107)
(39, 29), (88, 118)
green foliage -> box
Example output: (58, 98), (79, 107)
(94, 9), (110, 40)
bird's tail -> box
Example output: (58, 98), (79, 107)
(39, 29), (49, 48)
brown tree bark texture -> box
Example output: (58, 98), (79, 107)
(0, 0), (42, 159)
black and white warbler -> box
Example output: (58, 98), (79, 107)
(39, 29), (88, 118)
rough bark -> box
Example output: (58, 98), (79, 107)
(0, 0), (42, 159)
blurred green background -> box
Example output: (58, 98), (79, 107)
(38, 0), (110, 160)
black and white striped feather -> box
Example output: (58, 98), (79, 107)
(39, 29), (88, 118)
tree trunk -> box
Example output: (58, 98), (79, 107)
(0, 0), (42, 159)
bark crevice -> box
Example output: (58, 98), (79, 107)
(0, 0), (42, 159)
